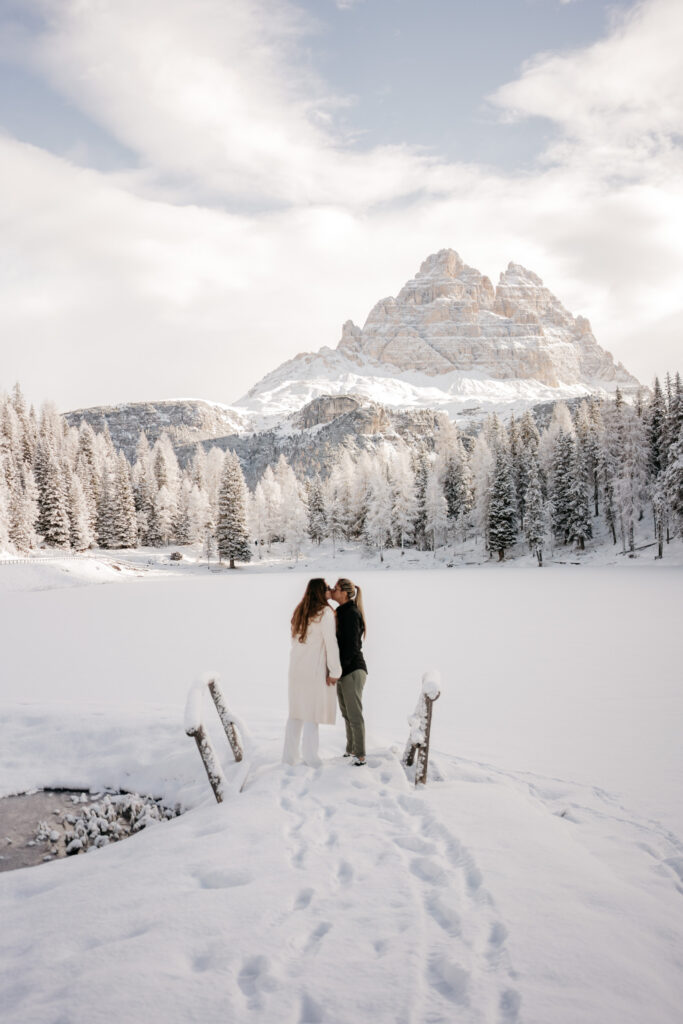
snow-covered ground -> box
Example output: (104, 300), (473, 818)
(1, 559), (682, 1023)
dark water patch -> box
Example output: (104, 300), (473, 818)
(0, 789), (180, 873)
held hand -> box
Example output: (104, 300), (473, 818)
(326, 675), (338, 686)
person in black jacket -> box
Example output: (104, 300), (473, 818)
(328, 578), (368, 766)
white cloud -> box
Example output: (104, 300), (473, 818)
(1, 0), (682, 410)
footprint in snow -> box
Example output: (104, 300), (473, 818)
(237, 955), (278, 1008)
(428, 954), (470, 1006)
(393, 835), (438, 855)
(409, 857), (449, 887)
(425, 891), (462, 937)
(499, 987), (523, 1022)
(304, 921), (332, 951)
(337, 860), (354, 884)
(299, 992), (324, 1024)
(195, 868), (252, 890)
(294, 887), (314, 910)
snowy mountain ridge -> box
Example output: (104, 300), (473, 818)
(235, 249), (639, 428)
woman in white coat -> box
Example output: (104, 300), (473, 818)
(282, 578), (342, 768)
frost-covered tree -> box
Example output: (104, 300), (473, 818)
(67, 469), (94, 551)
(664, 422), (683, 536)
(9, 465), (38, 552)
(307, 476), (327, 546)
(441, 437), (472, 539)
(424, 464), (448, 552)
(216, 452), (251, 568)
(411, 450), (431, 551)
(470, 433), (494, 550)
(148, 485), (175, 547)
(566, 441), (592, 551)
(390, 445), (417, 552)
(0, 470), (10, 551)
(550, 431), (574, 544)
(278, 460), (307, 560)
(39, 449), (71, 548)
(365, 458), (393, 561)
(647, 377), (668, 478)
(487, 445), (518, 561)
(260, 466), (282, 549)
(111, 452), (138, 548)
(249, 481), (267, 556)
(523, 456), (547, 566)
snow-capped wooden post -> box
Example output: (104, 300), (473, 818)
(184, 676), (245, 803)
(402, 670), (441, 786)
(208, 678), (243, 762)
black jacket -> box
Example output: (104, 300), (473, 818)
(335, 601), (367, 677)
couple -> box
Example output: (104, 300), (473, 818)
(283, 578), (368, 769)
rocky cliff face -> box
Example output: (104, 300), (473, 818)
(64, 399), (247, 462)
(337, 250), (636, 388)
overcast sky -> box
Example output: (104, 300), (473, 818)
(1, 0), (681, 412)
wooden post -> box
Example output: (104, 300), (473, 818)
(402, 683), (440, 786)
(186, 723), (226, 803)
(208, 679), (244, 762)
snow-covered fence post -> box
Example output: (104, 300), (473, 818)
(208, 678), (243, 762)
(185, 684), (226, 803)
(402, 670), (441, 786)
(185, 676), (246, 803)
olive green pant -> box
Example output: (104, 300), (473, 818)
(337, 669), (367, 759)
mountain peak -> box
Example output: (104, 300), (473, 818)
(416, 248), (465, 279)
(236, 248), (639, 427)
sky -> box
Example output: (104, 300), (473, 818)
(0, 0), (681, 412)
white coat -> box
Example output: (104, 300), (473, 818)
(288, 607), (342, 725)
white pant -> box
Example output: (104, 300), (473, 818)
(282, 718), (320, 767)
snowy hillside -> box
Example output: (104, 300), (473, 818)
(1, 563), (682, 1024)
(235, 250), (640, 430)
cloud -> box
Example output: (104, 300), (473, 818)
(0, 0), (682, 411)
(13, 0), (437, 209)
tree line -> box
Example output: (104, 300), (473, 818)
(0, 374), (682, 566)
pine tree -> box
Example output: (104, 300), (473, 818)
(523, 456), (546, 566)
(365, 459), (393, 561)
(260, 466), (282, 549)
(487, 446), (518, 561)
(9, 465), (38, 552)
(390, 445), (417, 552)
(307, 476), (327, 545)
(442, 438), (472, 538)
(550, 431), (574, 543)
(40, 450), (71, 548)
(470, 432), (494, 551)
(424, 464), (448, 552)
(0, 469), (10, 552)
(216, 452), (251, 568)
(566, 441), (592, 550)
(113, 452), (138, 548)
(96, 469), (116, 548)
(67, 470), (94, 551)
(411, 450), (430, 551)
(664, 422), (683, 537)
(648, 377), (668, 477)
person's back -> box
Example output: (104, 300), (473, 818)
(283, 579), (341, 768)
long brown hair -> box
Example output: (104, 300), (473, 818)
(336, 578), (366, 637)
(291, 578), (330, 643)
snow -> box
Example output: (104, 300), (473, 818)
(421, 669), (441, 700)
(0, 560), (682, 1023)
(233, 347), (615, 431)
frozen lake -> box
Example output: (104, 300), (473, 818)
(1, 564), (681, 835)
(1, 561), (682, 1024)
